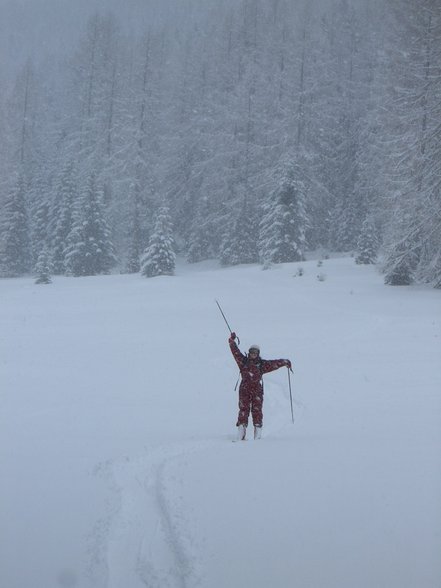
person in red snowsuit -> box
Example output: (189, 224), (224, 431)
(229, 332), (291, 440)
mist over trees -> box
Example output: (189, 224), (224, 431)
(0, 0), (440, 287)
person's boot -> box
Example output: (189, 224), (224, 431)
(236, 424), (247, 441)
(254, 425), (262, 440)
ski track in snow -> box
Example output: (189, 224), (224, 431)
(93, 406), (295, 588)
(93, 441), (212, 588)
(89, 375), (299, 588)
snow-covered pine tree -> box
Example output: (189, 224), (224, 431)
(417, 191), (441, 288)
(383, 239), (416, 286)
(34, 248), (52, 284)
(310, 1), (377, 253)
(355, 217), (379, 264)
(433, 247), (441, 289)
(64, 173), (116, 276)
(0, 171), (31, 277)
(187, 230), (210, 263)
(141, 205), (175, 277)
(184, 192), (218, 264)
(219, 196), (259, 266)
(381, 0), (441, 288)
(259, 166), (308, 267)
(219, 229), (234, 267)
(329, 194), (362, 252)
(126, 206), (142, 273)
(187, 217), (214, 263)
(30, 174), (50, 268)
(50, 162), (78, 274)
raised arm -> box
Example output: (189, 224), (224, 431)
(229, 333), (245, 368)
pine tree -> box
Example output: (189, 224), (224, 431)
(219, 196), (259, 266)
(187, 219), (213, 263)
(141, 206), (175, 277)
(381, 0), (441, 288)
(126, 205), (142, 273)
(384, 240), (416, 286)
(30, 174), (50, 268)
(64, 173), (116, 276)
(34, 248), (52, 284)
(0, 171), (31, 277)
(330, 195), (362, 252)
(355, 218), (379, 264)
(50, 162), (78, 274)
(259, 166), (308, 267)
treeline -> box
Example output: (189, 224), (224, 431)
(0, 0), (440, 286)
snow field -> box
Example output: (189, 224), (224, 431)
(1, 256), (440, 588)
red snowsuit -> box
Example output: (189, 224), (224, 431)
(229, 339), (288, 428)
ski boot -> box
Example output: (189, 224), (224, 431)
(254, 425), (262, 440)
(236, 424), (247, 441)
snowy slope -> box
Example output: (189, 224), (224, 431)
(1, 257), (440, 588)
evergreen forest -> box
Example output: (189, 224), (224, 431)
(0, 0), (440, 286)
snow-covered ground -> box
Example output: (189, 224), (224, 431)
(1, 256), (440, 588)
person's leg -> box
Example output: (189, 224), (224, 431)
(251, 390), (263, 428)
(236, 388), (251, 439)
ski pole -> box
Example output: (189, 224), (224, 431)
(215, 299), (240, 345)
(287, 367), (294, 424)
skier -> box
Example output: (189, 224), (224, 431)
(229, 332), (291, 440)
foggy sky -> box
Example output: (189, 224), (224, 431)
(0, 0), (203, 79)
(0, 0), (341, 81)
